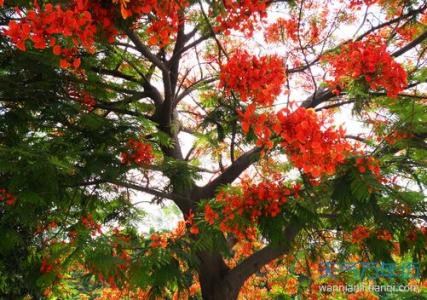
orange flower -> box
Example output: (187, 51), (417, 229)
(322, 37), (407, 98)
(112, 0), (131, 18)
(219, 50), (286, 106)
(172, 220), (186, 238)
(189, 282), (200, 296)
(284, 277), (298, 295)
(352, 226), (370, 243)
(190, 225), (199, 235)
(204, 204), (219, 225)
(376, 229), (392, 241)
(150, 233), (168, 248)
(264, 18), (299, 43)
(120, 139), (154, 166)
(0, 189), (16, 205)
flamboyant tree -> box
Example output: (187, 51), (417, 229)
(0, 0), (426, 299)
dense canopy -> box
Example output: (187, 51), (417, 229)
(0, 0), (426, 299)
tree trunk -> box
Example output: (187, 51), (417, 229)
(200, 281), (239, 300)
(198, 252), (240, 300)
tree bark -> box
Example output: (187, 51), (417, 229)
(198, 252), (239, 300)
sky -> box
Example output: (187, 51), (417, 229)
(129, 1), (424, 233)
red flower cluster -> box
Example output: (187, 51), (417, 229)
(213, 0), (268, 36)
(396, 24), (419, 41)
(3, 0), (189, 69)
(150, 233), (168, 248)
(376, 229), (392, 241)
(274, 108), (352, 178)
(407, 226), (427, 242)
(81, 214), (102, 235)
(238, 103), (276, 148)
(68, 87), (96, 111)
(40, 257), (58, 273)
(355, 157), (380, 176)
(112, 248), (131, 272)
(148, 221), (187, 248)
(186, 210), (200, 235)
(384, 130), (412, 145)
(81, 92), (96, 111)
(351, 225), (370, 243)
(239, 106), (352, 179)
(351, 227), (393, 244)
(0, 188), (16, 205)
(219, 50), (285, 106)
(212, 181), (301, 240)
(146, 1), (189, 47)
(264, 18), (299, 44)
(323, 38), (407, 98)
(349, 0), (377, 9)
(114, 0), (189, 47)
(4, 2), (103, 69)
(204, 204), (219, 225)
(120, 139), (154, 166)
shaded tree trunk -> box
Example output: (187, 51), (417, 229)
(198, 252), (240, 300)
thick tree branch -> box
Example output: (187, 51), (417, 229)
(226, 223), (301, 290)
(300, 87), (336, 108)
(171, 34), (212, 62)
(169, 13), (187, 96)
(192, 147), (261, 202)
(123, 28), (175, 132)
(123, 28), (169, 73)
(315, 99), (355, 111)
(392, 30), (427, 57)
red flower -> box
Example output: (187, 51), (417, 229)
(349, 0), (378, 9)
(351, 226), (370, 243)
(190, 225), (199, 235)
(150, 233), (168, 248)
(0, 188), (16, 205)
(214, 181), (300, 240)
(120, 139), (154, 166)
(264, 18), (299, 43)
(220, 50), (286, 106)
(40, 258), (53, 273)
(322, 37), (407, 98)
(81, 214), (102, 235)
(239, 106), (352, 179)
(376, 229), (392, 241)
(204, 204), (219, 225)
(214, 0), (268, 37)
(355, 156), (381, 177)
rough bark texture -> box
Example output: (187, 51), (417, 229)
(198, 252), (239, 300)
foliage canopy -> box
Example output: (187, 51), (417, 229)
(0, 0), (426, 299)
